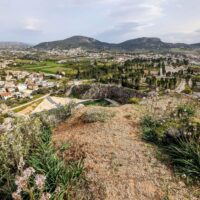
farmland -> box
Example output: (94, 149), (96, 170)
(12, 59), (91, 78)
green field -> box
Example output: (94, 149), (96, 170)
(13, 59), (92, 78)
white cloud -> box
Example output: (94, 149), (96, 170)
(24, 18), (43, 31)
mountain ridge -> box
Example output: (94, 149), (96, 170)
(33, 36), (200, 51)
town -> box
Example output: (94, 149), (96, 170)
(0, 48), (200, 114)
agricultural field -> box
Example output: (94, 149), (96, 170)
(12, 59), (92, 79)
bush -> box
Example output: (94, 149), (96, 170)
(82, 108), (115, 123)
(0, 106), (87, 199)
(165, 137), (200, 183)
(141, 104), (200, 183)
(182, 85), (192, 94)
(141, 116), (161, 142)
(128, 97), (141, 104)
(176, 104), (195, 119)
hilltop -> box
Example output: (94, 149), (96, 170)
(53, 100), (199, 200)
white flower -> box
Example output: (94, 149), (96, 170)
(55, 186), (61, 193)
(12, 192), (22, 200)
(188, 132), (192, 136)
(23, 167), (35, 179)
(41, 192), (51, 200)
(18, 157), (25, 171)
(182, 174), (187, 179)
(35, 174), (46, 190)
(15, 176), (27, 189)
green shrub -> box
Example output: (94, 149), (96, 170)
(0, 106), (87, 199)
(141, 116), (160, 142)
(175, 104), (195, 124)
(176, 104), (195, 118)
(83, 108), (115, 123)
(141, 104), (200, 183)
(182, 85), (192, 94)
(165, 137), (200, 183)
(27, 128), (84, 199)
(128, 97), (141, 104)
(0, 115), (4, 124)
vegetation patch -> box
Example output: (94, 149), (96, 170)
(128, 97), (141, 104)
(182, 85), (192, 94)
(82, 99), (111, 107)
(82, 108), (115, 123)
(0, 106), (90, 199)
(141, 104), (200, 184)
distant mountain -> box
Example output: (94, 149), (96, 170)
(35, 36), (113, 50)
(34, 36), (200, 51)
(190, 43), (200, 49)
(0, 42), (31, 50)
(118, 37), (168, 51)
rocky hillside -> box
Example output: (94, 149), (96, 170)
(70, 84), (147, 104)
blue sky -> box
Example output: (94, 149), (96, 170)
(0, 0), (200, 44)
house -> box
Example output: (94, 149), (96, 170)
(4, 81), (15, 89)
(17, 83), (27, 92)
(5, 75), (13, 81)
(27, 83), (38, 90)
(22, 90), (33, 98)
(0, 81), (5, 88)
(0, 92), (12, 100)
(14, 92), (22, 98)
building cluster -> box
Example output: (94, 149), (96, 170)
(0, 70), (58, 100)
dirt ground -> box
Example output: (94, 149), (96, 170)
(53, 104), (199, 200)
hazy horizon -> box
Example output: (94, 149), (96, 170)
(0, 0), (200, 44)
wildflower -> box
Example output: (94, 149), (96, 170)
(15, 176), (27, 189)
(35, 174), (46, 190)
(41, 192), (51, 200)
(55, 186), (61, 193)
(12, 192), (22, 200)
(182, 174), (187, 179)
(188, 132), (192, 136)
(23, 167), (35, 179)
(18, 157), (25, 171)
(16, 188), (22, 194)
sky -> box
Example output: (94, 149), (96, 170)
(0, 0), (200, 44)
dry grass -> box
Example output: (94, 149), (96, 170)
(82, 107), (115, 123)
(53, 104), (199, 200)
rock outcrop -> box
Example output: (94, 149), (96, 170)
(71, 84), (147, 104)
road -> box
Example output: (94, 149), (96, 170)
(175, 79), (186, 93)
(8, 94), (50, 112)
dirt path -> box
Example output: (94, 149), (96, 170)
(9, 94), (50, 112)
(175, 79), (186, 93)
(53, 105), (198, 200)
